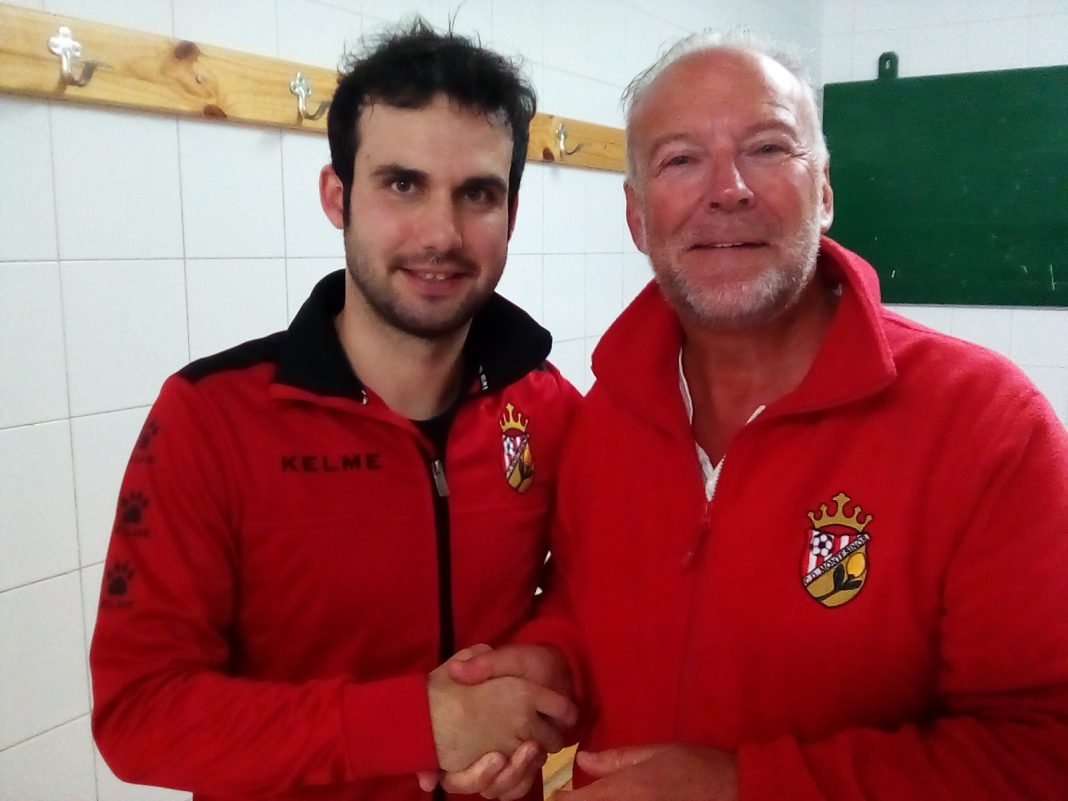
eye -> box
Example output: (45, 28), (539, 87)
(751, 142), (790, 157)
(464, 186), (489, 203)
(663, 154), (692, 168)
(391, 178), (414, 193)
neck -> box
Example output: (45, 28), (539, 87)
(681, 277), (837, 460)
(336, 278), (469, 421)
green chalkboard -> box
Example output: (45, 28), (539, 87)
(823, 66), (1068, 307)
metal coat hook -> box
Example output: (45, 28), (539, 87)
(290, 72), (330, 120)
(556, 123), (583, 157)
(47, 26), (107, 87)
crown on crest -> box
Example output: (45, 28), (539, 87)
(807, 492), (872, 532)
(499, 402), (528, 434)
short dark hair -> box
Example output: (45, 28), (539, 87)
(327, 18), (537, 225)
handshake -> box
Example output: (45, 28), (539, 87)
(421, 643), (576, 800)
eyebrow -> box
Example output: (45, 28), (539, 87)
(371, 164), (426, 184)
(369, 164), (508, 198)
(457, 174), (509, 198)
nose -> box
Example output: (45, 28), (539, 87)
(418, 193), (463, 254)
(705, 156), (754, 212)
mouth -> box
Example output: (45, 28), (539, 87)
(690, 240), (767, 251)
(406, 270), (458, 281)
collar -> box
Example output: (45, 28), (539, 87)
(591, 236), (897, 432)
(274, 270), (553, 403)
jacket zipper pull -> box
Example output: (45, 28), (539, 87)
(431, 459), (450, 497)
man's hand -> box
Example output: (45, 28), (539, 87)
(447, 643), (573, 699)
(419, 741), (547, 800)
(426, 644), (577, 774)
(566, 743), (738, 801)
(418, 644), (576, 797)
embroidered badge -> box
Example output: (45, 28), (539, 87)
(802, 492), (872, 607)
(499, 402), (534, 493)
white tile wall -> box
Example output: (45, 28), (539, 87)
(542, 167), (588, 254)
(186, 258), (288, 359)
(1028, 13), (1068, 66)
(509, 163), (546, 256)
(584, 171), (627, 254)
(276, 0), (363, 67)
(585, 254), (624, 338)
(0, 263), (69, 428)
(489, 0), (545, 64)
(496, 254), (545, 326)
(0, 716), (97, 801)
(51, 106), (184, 261)
(543, 254), (586, 341)
(172, 0), (278, 56)
(286, 257), (345, 321)
(623, 252), (654, 307)
(42, 0), (173, 35)
(0, 573), (89, 749)
(178, 122), (287, 259)
(3, 0), (1064, 797)
(0, 99), (57, 262)
(965, 17), (1030, 72)
(0, 422), (79, 592)
(61, 260), (188, 416)
(281, 132), (345, 258)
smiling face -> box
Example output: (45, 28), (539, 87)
(320, 94), (514, 341)
(625, 48), (834, 330)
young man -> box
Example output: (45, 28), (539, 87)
(90, 21), (578, 801)
(441, 30), (1068, 801)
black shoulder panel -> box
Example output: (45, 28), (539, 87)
(178, 331), (286, 384)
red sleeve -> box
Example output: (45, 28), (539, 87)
(89, 376), (438, 797)
(512, 377), (593, 734)
(737, 393), (1068, 801)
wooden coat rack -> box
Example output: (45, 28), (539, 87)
(0, 3), (625, 173)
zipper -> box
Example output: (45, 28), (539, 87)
(427, 456), (454, 664)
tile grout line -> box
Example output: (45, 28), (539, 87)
(0, 712), (92, 755)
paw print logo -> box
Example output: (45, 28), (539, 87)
(105, 562), (135, 597)
(118, 491), (149, 525)
(137, 419), (160, 451)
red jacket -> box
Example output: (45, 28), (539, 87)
(90, 271), (579, 801)
(528, 238), (1068, 799)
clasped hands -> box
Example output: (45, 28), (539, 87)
(423, 643), (574, 799)
(422, 643), (739, 801)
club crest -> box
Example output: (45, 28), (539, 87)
(802, 492), (872, 608)
(499, 402), (534, 493)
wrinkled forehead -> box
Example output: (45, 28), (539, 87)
(628, 48), (817, 145)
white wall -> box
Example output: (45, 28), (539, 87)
(819, 0), (1068, 422)
(0, 1), (820, 799)
(6, 0), (1066, 799)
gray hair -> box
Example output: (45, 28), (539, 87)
(621, 29), (828, 178)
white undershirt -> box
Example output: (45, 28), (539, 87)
(678, 350), (765, 502)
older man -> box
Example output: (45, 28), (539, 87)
(441, 30), (1068, 801)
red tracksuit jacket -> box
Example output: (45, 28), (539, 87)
(90, 271), (579, 801)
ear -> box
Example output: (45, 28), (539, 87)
(507, 192), (519, 240)
(818, 161), (834, 233)
(624, 181), (649, 254)
(319, 164), (346, 230)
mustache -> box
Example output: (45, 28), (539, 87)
(389, 251), (479, 273)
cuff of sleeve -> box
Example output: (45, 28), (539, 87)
(342, 674), (438, 777)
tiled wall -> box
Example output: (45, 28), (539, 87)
(819, 0), (1068, 423)
(0, 1), (822, 798)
